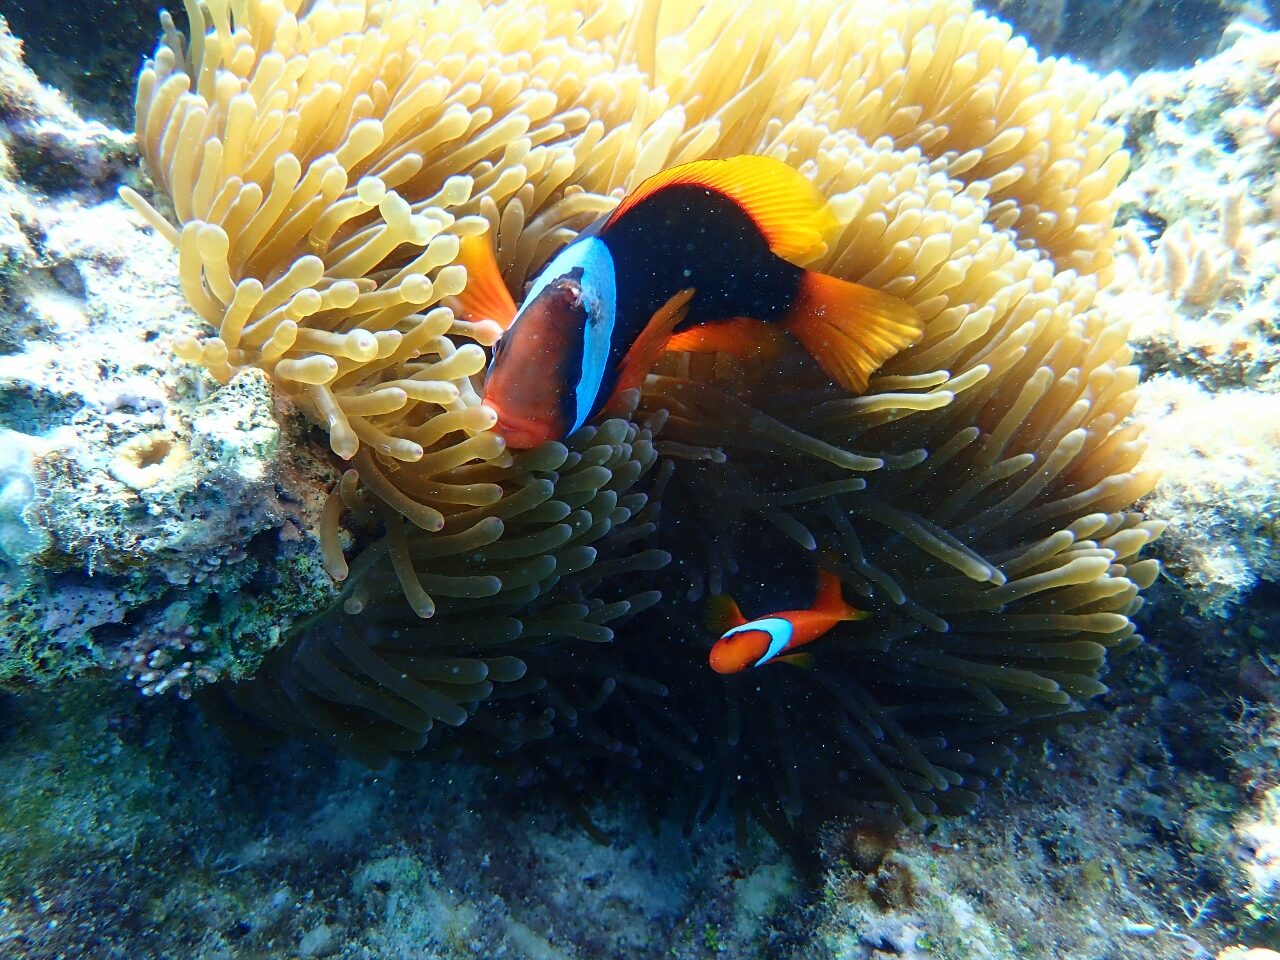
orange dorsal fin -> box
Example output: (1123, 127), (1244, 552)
(705, 593), (748, 634)
(663, 317), (790, 363)
(782, 271), (923, 393)
(610, 287), (695, 400)
(813, 569), (868, 622)
(604, 156), (838, 262)
(450, 232), (518, 330)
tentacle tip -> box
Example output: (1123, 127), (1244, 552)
(474, 319), (505, 346)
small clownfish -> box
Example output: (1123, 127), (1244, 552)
(450, 155), (923, 449)
(706, 568), (869, 675)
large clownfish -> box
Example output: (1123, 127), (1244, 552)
(706, 568), (868, 675)
(451, 155), (924, 449)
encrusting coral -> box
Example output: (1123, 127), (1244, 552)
(127, 0), (1160, 825)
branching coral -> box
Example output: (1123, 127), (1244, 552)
(130, 0), (1158, 826)
(1116, 190), (1252, 309)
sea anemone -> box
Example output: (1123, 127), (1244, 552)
(128, 0), (1159, 827)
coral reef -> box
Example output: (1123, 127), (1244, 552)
(0, 23), (337, 688)
(1102, 25), (1280, 393)
(0, 685), (798, 960)
(1, 4), (1279, 960)
(1097, 26), (1280, 614)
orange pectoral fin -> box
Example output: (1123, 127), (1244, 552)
(664, 317), (789, 363)
(604, 156), (838, 261)
(449, 232), (518, 331)
(782, 271), (923, 393)
(771, 652), (815, 669)
(610, 287), (695, 400)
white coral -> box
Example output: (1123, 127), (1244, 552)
(1136, 375), (1280, 614)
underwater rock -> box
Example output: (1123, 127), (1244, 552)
(812, 706), (1241, 960)
(0, 29), (338, 689)
(0, 684), (798, 959)
(0, 4), (184, 127)
(0, 427), (45, 562)
(977, 0), (1255, 71)
(30, 368), (295, 583)
(1234, 785), (1280, 930)
(1135, 378), (1280, 615)
(0, 18), (133, 196)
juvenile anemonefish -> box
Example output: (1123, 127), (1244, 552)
(450, 155), (923, 449)
(706, 568), (868, 675)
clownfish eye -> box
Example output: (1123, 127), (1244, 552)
(488, 335), (507, 368)
(556, 275), (583, 308)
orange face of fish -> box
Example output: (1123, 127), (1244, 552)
(482, 278), (587, 449)
(708, 625), (780, 675)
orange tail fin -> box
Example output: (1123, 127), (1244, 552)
(813, 568), (868, 622)
(449, 232), (518, 331)
(782, 271), (922, 393)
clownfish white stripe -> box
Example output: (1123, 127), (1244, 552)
(571, 239), (618, 432)
(516, 237), (618, 434)
(720, 617), (794, 667)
